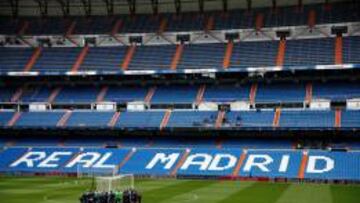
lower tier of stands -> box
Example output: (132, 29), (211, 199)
(0, 147), (359, 181)
(0, 137), (294, 149)
(0, 110), (359, 130)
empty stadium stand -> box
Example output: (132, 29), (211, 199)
(0, 2), (358, 35)
(1, 109), (359, 130)
(1, 36), (359, 74)
(0, 0), (360, 184)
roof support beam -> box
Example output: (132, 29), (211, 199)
(247, 0), (252, 11)
(127, 0), (136, 16)
(174, 0), (181, 15)
(272, 0), (277, 11)
(298, 0), (303, 8)
(34, 0), (48, 17)
(103, 0), (114, 16)
(81, 0), (92, 17)
(151, 0), (159, 15)
(198, 0), (204, 14)
(8, 0), (19, 18)
(56, 0), (70, 17)
(222, 0), (228, 12)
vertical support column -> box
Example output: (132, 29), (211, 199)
(223, 41), (233, 69)
(24, 47), (42, 72)
(71, 45), (89, 72)
(121, 45), (136, 70)
(335, 36), (343, 65)
(249, 83), (258, 106)
(276, 39), (286, 67)
(170, 44), (184, 70)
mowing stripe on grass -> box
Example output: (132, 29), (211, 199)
(142, 179), (218, 203)
(165, 180), (255, 203)
(276, 183), (332, 203)
(330, 184), (360, 203)
(218, 182), (290, 203)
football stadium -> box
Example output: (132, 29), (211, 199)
(0, 0), (360, 202)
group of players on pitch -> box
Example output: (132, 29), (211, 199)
(80, 189), (141, 203)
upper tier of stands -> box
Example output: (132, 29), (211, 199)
(0, 2), (358, 35)
(0, 36), (359, 74)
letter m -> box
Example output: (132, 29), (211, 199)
(146, 153), (180, 170)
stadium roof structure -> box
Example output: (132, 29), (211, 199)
(0, 0), (349, 17)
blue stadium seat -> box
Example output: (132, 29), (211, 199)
(115, 111), (164, 129)
(229, 41), (278, 69)
(284, 38), (334, 66)
(312, 82), (360, 101)
(80, 46), (127, 71)
(167, 111), (218, 128)
(66, 111), (114, 128)
(104, 86), (147, 103)
(177, 43), (225, 69)
(256, 83), (305, 103)
(279, 110), (335, 128)
(14, 111), (64, 128)
(203, 84), (250, 103)
(151, 85), (198, 104)
(128, 45), (175, 70)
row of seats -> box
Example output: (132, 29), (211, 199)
(1, 36), (359, 73)
(0, 2), (358, 35)
(1, 137), (359, 150)
(0, 110), (359, 129)
(1, 82), (359, 103)
(0, 137), (292, 149)
(0, 147), (359, 180)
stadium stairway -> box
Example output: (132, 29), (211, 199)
(24, 47), (42, 72)
(170, 44), (184, 70)
(223, 41), (233, 69)
(71, 45), (90, 72)
(335, 35), (343, 65)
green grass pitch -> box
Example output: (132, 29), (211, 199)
(0, 176), (359, 203)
